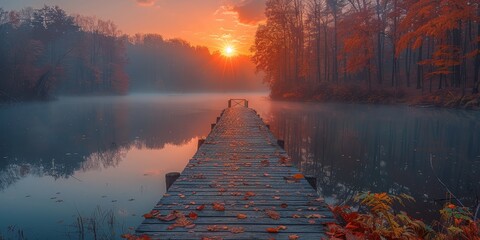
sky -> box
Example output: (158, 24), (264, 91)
(1, 0), (267, 55)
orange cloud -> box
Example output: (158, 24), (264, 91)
(230, 0), (266, 25)
(135, 0), (156, 7)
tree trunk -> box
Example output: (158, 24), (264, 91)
(405, 46), (411, 87)
(473, 8), (480, 94)
(323, 25), (329, 82)
(316, 27), (321, 83)
(416, 45), (423, 90)
(333, 9), (338, 83)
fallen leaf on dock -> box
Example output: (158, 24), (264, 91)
(157, 212), (177, 221)
(207, 225), (228, 232)
(121, 234), (151, 240)
(188, 211), (198, 220)
(266, 225), (288, 233)
(229, 227), (245, 234)
(143, 213), (154, 219)
(265, 209), (280, 220)
(292, 173), (304, 179)
(237, 213), (248, 219)
(266, 227), (279, 233)
(245, 191), (256, 197)
(289, 234), (300, 240)
(201, 237), (223, 240)
(212, 202), (225, 211)
(261, 160), (270, 167)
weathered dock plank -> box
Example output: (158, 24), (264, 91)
(136, 102), (334, 239)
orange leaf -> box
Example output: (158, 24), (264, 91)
(245, 191), (256, 197)
(120, 234), (132, 239)
(196, 204), (205, 211)
(261, 159), (270, 167)
(230, 227), (245, 234)
(212, 202), (225, 211)
(237, 213), (248, 219)
(207, 225), (228, 232)
(278, 225), (287, 230)
(265, 209), (280, 220)
(142, 213), (154, 219)
(157, 213), (177, 221)
(266, 227), (279, 233)
(137, 235), (152, 240)
(345, 222), (359, 230)
(292, 173), (304, 179)
(289, 234), (300, 240)
(188, 211), (198, 220)
(201, 237), (223, 240)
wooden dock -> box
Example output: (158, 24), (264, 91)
(136, 100), (335, 239)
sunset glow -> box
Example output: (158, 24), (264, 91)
(1, 0), (266, 56)
(223, 45), (236, 57)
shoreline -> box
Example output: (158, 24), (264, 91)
(271, 86), (480, 111)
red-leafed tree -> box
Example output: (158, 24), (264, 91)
(339, 1), (380, 89)
(251, 0), (480, 102)
(397, 0), (479, 93)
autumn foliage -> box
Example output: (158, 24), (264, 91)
(327, 192), (480, 240)
(252, 0), (480, 102)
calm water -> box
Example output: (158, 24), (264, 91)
(0, 93), (479, 239)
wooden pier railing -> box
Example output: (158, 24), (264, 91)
(227, 99), (248, 108)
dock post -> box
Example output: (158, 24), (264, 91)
(245, 100), (249, 108)
(211, 123), (216, 130)
(165, 172), (180, 191)
(228, 100), (231, 108)
(198, 138), (205, 149)
(216, 117), (220, 123)
(305, 176), (317, 189)
(277, 139), (285, 149)
(266, 124), (270, 129)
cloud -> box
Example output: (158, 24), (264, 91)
(135, 0), (156, 7)
(229, 0), (266, 25)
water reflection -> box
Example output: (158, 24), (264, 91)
(0, 94), (479, 239)
(0, 94), (241, 239)
(261, 102), (480, 221)
(0, 95), (224, 189)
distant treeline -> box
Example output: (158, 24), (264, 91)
(0, 6), (263, 102)
(252, 0), (480, 99)
(127, 34), (262, 92)
(0, 6), (129, 101)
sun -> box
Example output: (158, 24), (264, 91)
(223, 45), (236, 57)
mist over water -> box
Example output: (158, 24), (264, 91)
(0, 93), (479, 238)
(259, 101), (480, 221)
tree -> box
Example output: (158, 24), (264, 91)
(340, 1), (379, 89)
(397, 0), (478, 93)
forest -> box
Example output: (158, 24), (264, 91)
(0, 6), (262, 102)
(252, 0), (480, 108)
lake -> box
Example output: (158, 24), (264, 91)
(0, 93), (479, 239)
